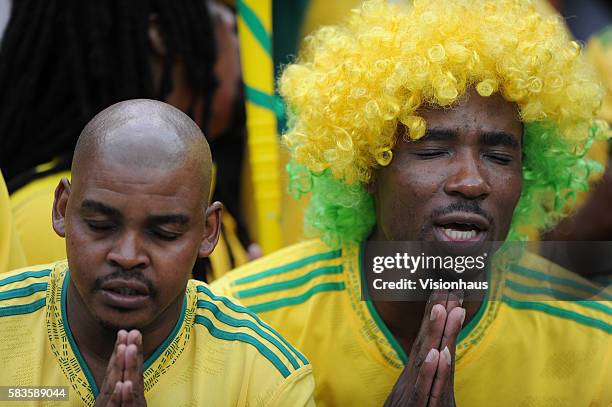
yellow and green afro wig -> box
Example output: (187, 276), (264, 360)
(280, 0), (607, 247)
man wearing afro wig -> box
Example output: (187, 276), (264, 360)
(213, 0), (611, 405)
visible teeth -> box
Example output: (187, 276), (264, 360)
(443, 228), (477, 240)
(113, 288), (137, 296)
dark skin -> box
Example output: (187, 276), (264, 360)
(150, 0), (241, 140)
(52, 100), (222, 406)
(370, 89), (524, 406)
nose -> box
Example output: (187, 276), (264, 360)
(443, 151), (491, 200)
(106, 231), (149, 270)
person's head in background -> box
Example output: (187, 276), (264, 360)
(0, 0), (239, 184)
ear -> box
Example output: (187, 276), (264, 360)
(148, 14), (167, 57)
(52, 178), (71, 238)
(198, 201), (223, 257)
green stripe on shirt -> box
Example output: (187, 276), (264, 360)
(0, 269), (51, 287)
(249, 282), (346, 313)
(236, 265), (343, 298)
(234, 250), (342, 285)
(197, 299), (300, 370)
(505, 280), (612, 315)
(0, 282), (47, 301)
(196, 285), (309, 366)
(0, 298), (46, 317)
(195, 315), (291, 378)
(501, 295), (611, 334)
(508, 265), (611, 300)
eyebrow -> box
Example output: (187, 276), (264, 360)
(420, 129), (520, 149)
(419, 129), (455, 142)
(81, 200), (121, 218)
(481, 131), (520, 149)
(80, 199), (190, 225)
(147, 214), (190, 226)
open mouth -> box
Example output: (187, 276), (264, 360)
(106, 287), (144, 296)
(430, 212), (491, 255)
(99, 279), (151, 309)
(436, 223), (483, 242)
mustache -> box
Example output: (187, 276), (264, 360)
(429, 201), (494, 226)
(94, 269), (158, 298)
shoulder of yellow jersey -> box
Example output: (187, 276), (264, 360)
(211, 239), (346, 314)
(193, 279), (312, 377)
(0, 262), (60, 318)
(1, 170), (26, 273)
(501, 250), (611, 335)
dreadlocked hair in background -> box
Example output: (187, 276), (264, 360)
(281, 0), (607, 248)
(0, 0), (217, 182)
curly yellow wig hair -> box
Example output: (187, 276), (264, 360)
(281, 0), (606, 247)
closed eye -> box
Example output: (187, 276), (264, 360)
(484, 153), (513, 165)
(414, 150), (449, 159)
(86, 221), (117, 232)
(150, 229), (181, 241)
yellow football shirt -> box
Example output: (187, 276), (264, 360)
(0, 170), (26, 274)
(10, 171), (70, 266)
(213, 239), (612, 407)
(0, 261), (314, 406)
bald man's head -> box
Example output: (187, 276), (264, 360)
(72, 99), (213, 202)
(52, 99), (222, 331)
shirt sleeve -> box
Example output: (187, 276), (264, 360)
(266, 365), (316, 407)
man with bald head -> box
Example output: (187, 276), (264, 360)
(0, 100), (314, 406)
